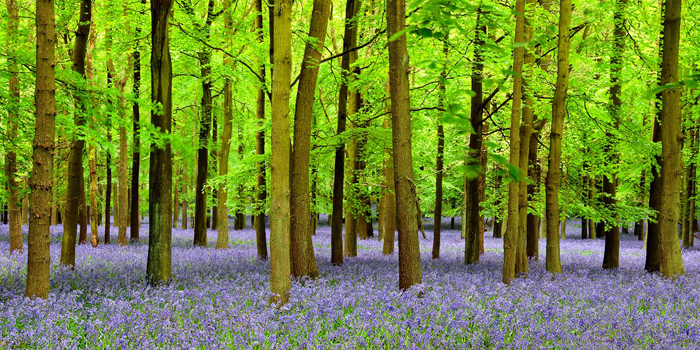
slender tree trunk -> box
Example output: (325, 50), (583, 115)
(503, 0), (526, 283)
(173, 164), (180, 229)
(331, 0), (361, 266)
(602, 0), (628, 270)
(382, 102), (397, 255)
(193, 0), (215, 247)
(118, 126), (128, 245)
(182, 165), (188, 230)
(465, 9), (486, 265)
(269, 0), (293, 305)
(26, 0), (56, 299)
(432, 37), (448, 260)
(493, 174), (503, 238)
(344, 125), (358, 257)
(684, 120), (698, 248)
(544, 0), (572, 274)
(290, 0), (330, 277)
(387, 0), (422, 290)
(60, 0), (92, 267)
(517, 0), (536, 273)
(657, 0), (684, 278)
(130, 3), (142, 242)
(147, 0), (174, 285)
(79, 178), (87, 244)
(254, 0), (268, 260)
(105, 72), (112, 244)
(6, 0), (22, 253)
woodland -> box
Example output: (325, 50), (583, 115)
(1, 0), (700, 347)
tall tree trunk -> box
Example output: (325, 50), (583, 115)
(387, 0), (422, 290)
(465, 9), (486, 265)
(105, 72), (112, 244)
(181, 164), (188, 230)
(544, 0), (572, 274)
(493, 174), (504, 239)
(193, 0), (215, 247)
(118, 126), (128, 245)
(684, 120), (698, 248)
(147, 0), (174, 285)
(86, 17), (98, 248)
(344, 121), (358, 257)
(26, 0), (56, 299)
(60, 0), (92, 267)
(290, 0), (330, 278)
(6, 0), (22, 253)
(253, 0), (268, 260)
(516, 0), (536, 273)
(657, 0), (684, 278)
(79, 177), (87, 244)
(173, 164), (180, 228)
(269, 0), (293, 305)
(331, 0), (360, 266)
(503, 0), (526, 283)
(432, 37), (448, 260)
(217, 0), (235, 249)
(130, 1), (143, 242)
(526, 126), (543, 257)
(381, 101), (397, 255)
(602, 0), (628, 270)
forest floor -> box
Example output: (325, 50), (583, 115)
(0, 218), (699, 349)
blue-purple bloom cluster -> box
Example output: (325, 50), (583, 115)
(0, 220), (699, 349)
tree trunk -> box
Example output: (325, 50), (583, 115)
(118, 126), (128, 245)
(432, 37), (447, 260)
(253, 0), (268, 260)
(130, 7), (142, 242)
(382, 101), (396, 255)
(269, 0), (293, 305)
(493, 174), (503, 239)
(193, 0), (215, 247)
(146, 0), (174, 285)
(26, 0), (56, 298)
(503, 0), (526, 283)
(289, 0), (330, 277)
(173, 165), (180, 229)
(601, 0), (628, 270)
(387, 0), (422, 291)
(684, 120), (698, 248)
(657, 0), (684, 278)
(6, 0), (22, 253)
(331, 0), (360, 266)
(465, 9), (486, 265)
(60, 0), (91, 267)
(344, 125), (358, 257)
(544, 0), (572, 274)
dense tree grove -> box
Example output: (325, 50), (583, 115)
(3, 0), (700, 316)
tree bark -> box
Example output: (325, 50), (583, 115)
(26, 0), (56, 299)
(503, 0), (526, 283)
(382, 95), (397, 255)
(544, 0), (571, 274)
(6, 0), (22, 253)
(254, 0), (268, 260)
(432, 37), (448, 260)
(331, 0), (361, 266)
(193, 0), (216, 247)
(130, 1), (143, 242)
(147, 0), (174, 285)
(657, 0), (684, 278)
(269, 0), (293, 305)
(387, 0), (422, 290)
(289, 0), (330, 277)
(60, 0), (92, 267)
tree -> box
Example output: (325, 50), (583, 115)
(432, 36), (448, 260)
(147, 0), (174, 285)
(253, 0), (268, 260)
(656, 0), (684, 278)
(6, 0), (22, 253)
(217, 0), (235, 249)
(131, 0), (146, 243)
(269, 0), (293, 304)
(290, 0), (331, 278)
(192, 0), (216, 247)
(387, 0), (422, 291)
(545, 0), (572, 274)
(330, 0), (361, 266)
(602, 0), (628, 270)
(503, 0), (526, 284)
(60, 0), (92, 267)
(26, 0), (56, 299)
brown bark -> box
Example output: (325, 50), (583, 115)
(6, 0), (22, 253)
(382, 98), (396, 255)
(432, 37), (448, 260)
(146, 0), (174, 285)
(387, 0), (422, 290)
(503, 0), (526, 283)
(290, 0), (330, 277)
(657, 0), (684, 277)
(60, 0), (92, 267)
(269, 0), (293, 305)
(26, 0), (56, 299)
(331, 0), (361, 266)
(130, 2), (142, 242)
(544, 0), (572, 274)
(254, 0), (267, 260)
